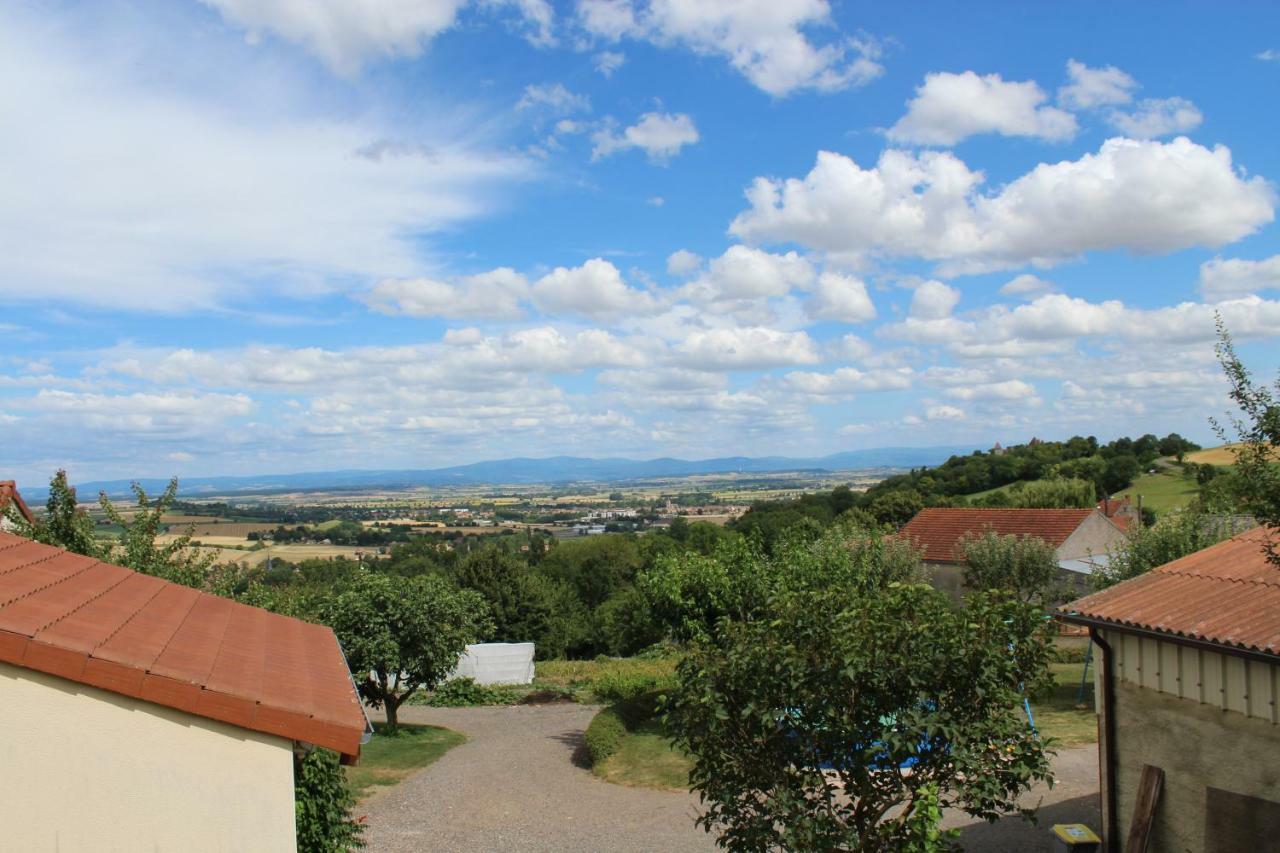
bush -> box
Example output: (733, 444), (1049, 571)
(590, 668), (677, 703)
(295, 748), (363, 852)
(424, 677), (510, 707)
(584, 706), (628, 765)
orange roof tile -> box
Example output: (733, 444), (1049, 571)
(899, 507), (1101, 562)
(0, 531), (367, 757)
(1060, 526), (1280, 658)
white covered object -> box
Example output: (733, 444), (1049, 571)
(451, 642), (535, 685)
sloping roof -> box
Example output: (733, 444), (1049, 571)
(0, 482), (35, 526)
(899, 507), (1101, 562)
(1060, 526), (1280, 658)
(0, 531), (367, 758)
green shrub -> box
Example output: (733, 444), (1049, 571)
(295, 748), (364, 852)
(1051, 641), (1090, 663)
(424, 677), (510, 707)
(584, 706), (627, 765)
(590, 669), (677, 703)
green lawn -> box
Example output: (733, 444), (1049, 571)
(1113, 469), (1199, 515)
(594, 719), (691, 790)
(345, 722), (466, 801)
(1031, 661), (1097, 747)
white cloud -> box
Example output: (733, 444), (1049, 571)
(30, 389), (254, 435)
(681, 246), (814, 305)
(782, 367), (911, 396)
(592, 112), (700, 161)
(1057, 59), (1137, 109)
(363, 268), (529, 319)
(593, 49), (626, 76)
(1107, 97), (1203, 139)
(806, 272), (877, 323)
(647, 196), (665, 206)
(517, 83), (591, 113)
(1256, 49), (1280, 62)
(576, 0), (883, 97)
(888, 71), (1077, 146)
(670, 327), (819, 370)
(946, 379), (1036, 401)
(999, 274), (1055, 298)
(1199, 255), (1280, 299)
(666, 249), (703, 276)
(731, 138), (1275, 273)
(200, 0), (468, 74)
(925, 404), (965, 421)
(909, 280), (960, 320)
(0, 8), (527, 313)
(531, 258), (658, 320)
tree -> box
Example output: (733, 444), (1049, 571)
(453, 547), (555, 649)
(1092, 509), (1234, 589)
(1213, 319), (1280, 563)
(319, 571), (490, 732)
(1011, 477), (1096, 509)
(99, 478), (215, 588)
(664, 582), (1055, 851)
(14, 470), (102, 557)
(959, 530), (1061, 606)
(294, 747), (363, 852)
(1100, 454), (1140, 495)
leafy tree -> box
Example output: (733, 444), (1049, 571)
(99, 478), (215, 587)
(294, 748), (363, 852)
(664, 582), (1055, 851)
(537, 534), (644, 609)
(453, 547), (555, 649)
(1100, 454), (1141, 496)
(959, 530), (1061, 606)
(867, 488), (925, 526)
(1092, 509), (1235, 589)
(319, 571), (490, 732)
(1011, 477), (1096, 509)
(595, 584), (664, 656)
(14, 470), (102, 557)
(1213, 319), (1280, 563)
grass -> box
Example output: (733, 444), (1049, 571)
(594, 719), (691, 790)
(345, 722), (466, 801)
(534, 656), (678, 701)
(1030, 661), (1097, 748)
(1113, 469), (1199, 515)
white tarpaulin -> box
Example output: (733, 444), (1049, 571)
(451, 642), (535, 685)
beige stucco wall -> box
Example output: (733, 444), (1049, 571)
(1058, 512), (1127, 561)
(1101, 655), (1280, 852)
(0, 661), (297, 852)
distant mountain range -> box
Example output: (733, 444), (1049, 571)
(29, 446), (970, 498)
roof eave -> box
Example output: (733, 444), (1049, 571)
(1058, 611), (1280, 666)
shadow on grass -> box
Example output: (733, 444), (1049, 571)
(346, 722), (466, 801)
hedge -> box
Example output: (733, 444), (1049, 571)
(583, 690), (665, 766)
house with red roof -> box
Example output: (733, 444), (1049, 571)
(0, 480), (35, 529)
(1059, 527), (1280, 853)
(898, 507), (1128, 599)
(0, 530), (370, 851)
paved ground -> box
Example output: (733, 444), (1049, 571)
(358, 703), (1100, 852)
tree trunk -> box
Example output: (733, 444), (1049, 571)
(385, 697), (400, 733)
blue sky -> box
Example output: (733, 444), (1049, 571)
(3, 0), (1280, 482)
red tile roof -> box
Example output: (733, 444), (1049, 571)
(0, 531), (367, 758)
(0, 481), (35, 526)
(1060, 526), (1280, 658)
(899, 507), (1102, 562)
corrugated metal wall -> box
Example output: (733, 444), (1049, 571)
(1107, 630), (1279, 724)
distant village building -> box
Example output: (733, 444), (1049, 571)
(898, 507), (1128, 599)
(990, 442), (1006, 456)
(0, 530), (369, 851)
(1060, 527), (1280, 852)
(1096, 496), (1141, 532)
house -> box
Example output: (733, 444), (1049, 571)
(898, 507), (1128, 599)
(1097, 496), (1140, 532)
(0, 480), (35, 529)
(0, 530), (370, 852)
(1058, 527), (1280, 853)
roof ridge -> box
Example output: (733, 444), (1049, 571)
(35, 566), (134, 635)
(1160, 566), (1280, 588)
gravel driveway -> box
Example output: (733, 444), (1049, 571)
(357, 703), (1099, 853)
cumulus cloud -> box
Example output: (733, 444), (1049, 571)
(666, 249), (702, 276)
(1107, 97), (1203, 139)
(363, 268), (529, 319)
(1000, 274), (1055, 298)
(30, 389), (254, 435)
(592, 112), (700, 161)
(1057, 59), (1137, 109)
(806, 272), (877, 323)
(1258, 49), (1280, 62)
(925, 404), (965, 421)
(909, 281), (960, 319)
(888, 71), (1077, 146)
(575, 0), (883, 96)
(593, 49), (626, 76)
(670, 327), (819, 370)
(781, 366), (911, 396)
(531, 258), (659, 320)
(517, 82), (591, 113)
(730, 138), (1275, 273)
(946, 379), (1036, 401)
(1199, 254), (1280, 299)
(680, 246), (814, 306)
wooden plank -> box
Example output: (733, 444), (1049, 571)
(1125, 764), (1164, 853)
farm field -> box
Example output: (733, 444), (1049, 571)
(158, 539), (382, 567)
(1114, 469), (1199, 514)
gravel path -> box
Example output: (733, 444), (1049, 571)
(357, 703), (1100, 853)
